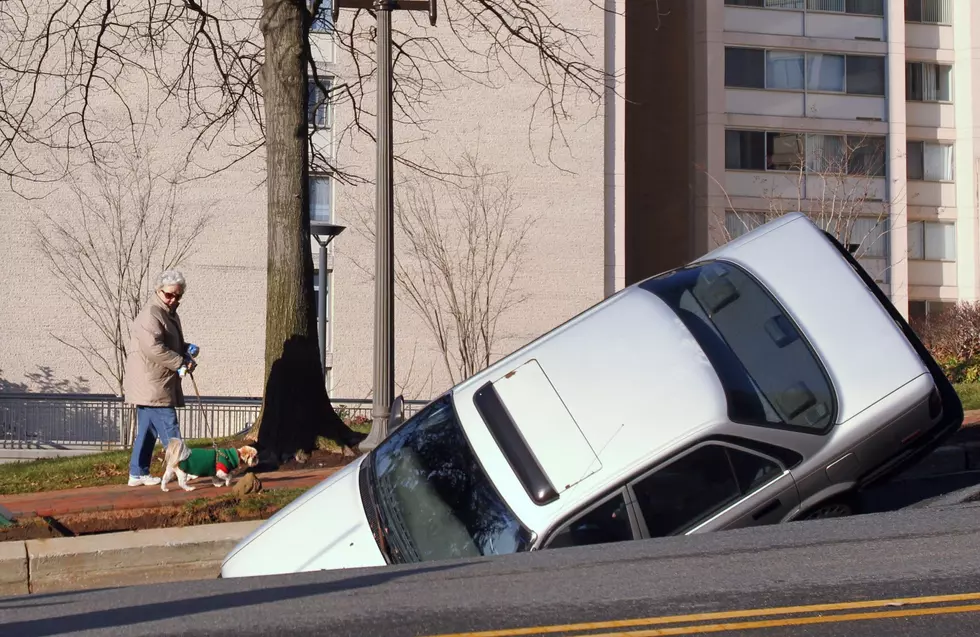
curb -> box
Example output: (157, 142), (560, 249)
(0, 540), (28, 597)
(0, 519), (260, 597)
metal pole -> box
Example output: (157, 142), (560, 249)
(363, 1), (395, 451)
(318, 241), (328, 381)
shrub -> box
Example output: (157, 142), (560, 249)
(912, 301), (980, 383)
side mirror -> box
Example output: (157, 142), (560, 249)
(389, 395), (405, 431)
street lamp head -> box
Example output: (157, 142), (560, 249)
(331, 0), (437, 26)
(311, 221), (346, 238)
(311, 221), (347, 247)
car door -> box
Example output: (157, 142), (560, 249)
(627, 441), (801, 538)
(540, 488), (642, 550)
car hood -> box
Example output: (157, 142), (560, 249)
(220, 456), (386, 578)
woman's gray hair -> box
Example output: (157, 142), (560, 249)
(155, 269), (187, 292)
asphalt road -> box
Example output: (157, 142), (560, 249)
(6, 501), (980, 636)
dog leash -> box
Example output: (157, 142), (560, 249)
(188, 371), (218, 450)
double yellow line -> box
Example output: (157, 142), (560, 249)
(424, 591), (980, 636)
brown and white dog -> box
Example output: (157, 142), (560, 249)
(161, 439), (259, 492)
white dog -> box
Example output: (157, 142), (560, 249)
(161, 438), (259, 492)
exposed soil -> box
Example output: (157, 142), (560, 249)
(276, 448), (355, 472)
(0, 490), (306, 542)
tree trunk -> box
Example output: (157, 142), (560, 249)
(254, 0), (362, 466)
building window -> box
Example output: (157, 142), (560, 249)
(846, 136), (886, 177)
(909, 300), (954, 320)
(725, 47), (885, 96)
(806, 53), (845, 92)
(805, 134), (846, 172)
(725, 0), (804, 8)
(309, 174), (332, 222)
(907, 142), (954, 181)
(310, 0), (333, 32)
(906, 0), (952, 25)
(845, 56), (886, 96)
(766, 51), (805, 90)
(307, 77), (332, 129)
(725, 48), (765, 88)
(725, 212), (765, 240)
(846, 217), (887, 257)
(725, 130), (766, 170)
(908, 221), (956, 261)
(907, 62), (952, 102)
(767, 132), (805, 171)
(808, 0), (884, 15)
(727, 129), (885, 176)
(725, 0), (883, 15)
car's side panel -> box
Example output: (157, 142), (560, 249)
(687, 471), (801, 533)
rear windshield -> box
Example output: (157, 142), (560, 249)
(640, 261), (835, 431)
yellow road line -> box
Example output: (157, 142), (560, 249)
(423, 591), (980, 637)
(584, 603), (980, 636)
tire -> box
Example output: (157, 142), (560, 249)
(798, 498), (855, 521)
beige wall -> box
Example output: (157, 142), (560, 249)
(0, 2), (606, 401)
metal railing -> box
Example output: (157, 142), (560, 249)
(0, 393), (428, 450)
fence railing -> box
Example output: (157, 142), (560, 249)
(0, 393), (428, 450)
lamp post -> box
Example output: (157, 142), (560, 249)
(311, 221), (347, 383)
(332, 0), (437, 451)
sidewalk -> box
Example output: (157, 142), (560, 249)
(0, 466), (342, 519)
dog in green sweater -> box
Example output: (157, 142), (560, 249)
(161, 438), (259, 492)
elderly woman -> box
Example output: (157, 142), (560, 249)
(124, 270), (198, 487)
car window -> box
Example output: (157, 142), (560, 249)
(640, 261), (835, 432)
(546, 492), (635, 549)
(630, 444), (781, 538)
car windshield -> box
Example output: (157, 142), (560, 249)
(640, 261), (835, 431)
(368, 395), (533, 564)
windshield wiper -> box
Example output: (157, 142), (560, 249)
(373, 470), (422, 563)
(359, 455), (399, 565)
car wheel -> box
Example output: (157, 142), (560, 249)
(799, 499), (854, 520)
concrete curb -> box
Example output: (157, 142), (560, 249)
(0, 540), (28, 597)
(0, 520), (261, 596)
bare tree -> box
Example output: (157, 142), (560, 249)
(709, 133), (898, 280)
(353, 155), (532, 387)
(34, 140), (209, 395)
(0, 0), (622, 462)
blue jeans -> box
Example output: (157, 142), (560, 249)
(129, 406), (182, 477)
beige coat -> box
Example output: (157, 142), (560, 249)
(123, 294), (187, 407)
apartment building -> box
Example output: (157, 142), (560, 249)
(625, 0), (979, 320)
